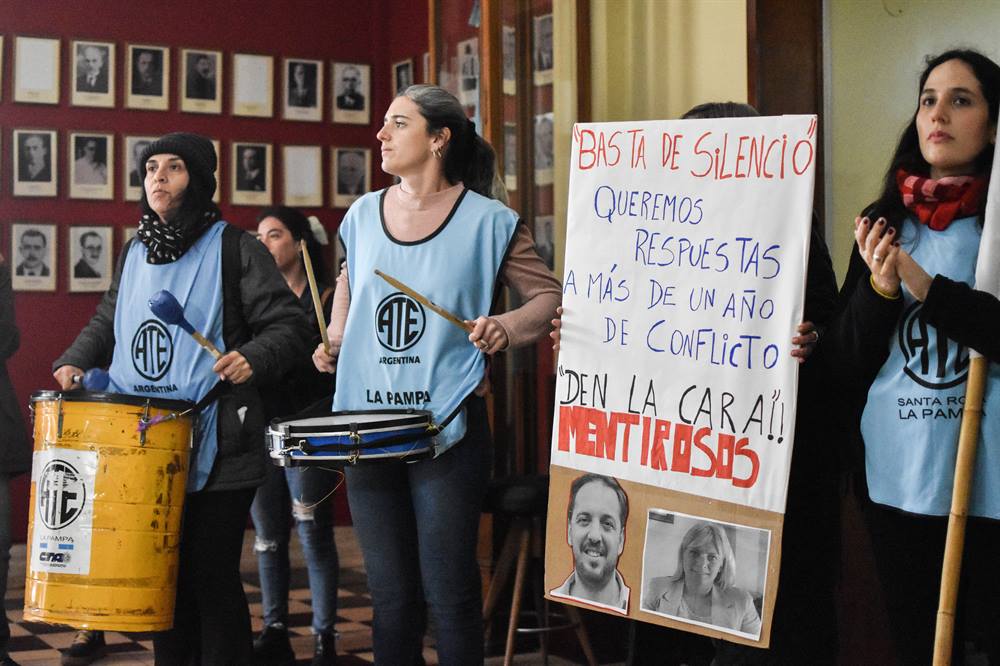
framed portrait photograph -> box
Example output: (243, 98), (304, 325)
(231, 142), (272, 206)
(68, 226), (113, 293)
(126, 44), (169, 110)
(392, 58), (413, 97)
(283, 58), (323, 122)
(534, 111), (554, 186)
(232, 53), (273, 118)
(332, 147), (370, 208)
(502, 26), (516, 95)
(639, 510), (770, 641)
(282, 145), (323, 208)
(14, 36), (60, 104)
(332, 62), (370, 124)
(71, 40), (114, 107)
(458, 37), (479, 106)
(69, 132), (113, 200)
(123, 135), (157, 201)
(533, 14), (554, 86)
(503, 122), (517, 192)
(10, 223), (56, 292)
(181, 49), (223, 114)
(13, 129), (58, 197)
(122, 226), (138, 250)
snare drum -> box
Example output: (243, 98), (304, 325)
(267, 409), (436, 465)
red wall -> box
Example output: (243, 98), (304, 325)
(1, 0), (427, 539)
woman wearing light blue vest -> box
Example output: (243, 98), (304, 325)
(53, 132), (311, 665)
(825, 50), (999, 664)
(313, 85), (561, 664)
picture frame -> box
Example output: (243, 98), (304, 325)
(533, 14), (554, 86)
(534, 111), (554, 186)
(331, 147), (370, 208)
(126, 44), (169, 110)
(121, 226), (138, 250)
(71, 40), (115, 107)
(14, 36), (60, 105)
(69, 132), (114, 200)
(13, 129), (58, 197)
(123, 135), (158, 201)
(331, 62), (370, 125)
(503, 122), (517, 192)
(457, 37), (479, 106)
(181, 48), (223, 114)
(282, 145), (323, 207)
(502, 26), (516, 95)
(211, 139), (221, 204)
(283, 57), (323, 122)
(392, 58), (414, 97)
(68, 225), (113, 293)
(10, 223), (56, 292)
(231, 142), (272, 206)
(232, 52), (273, 118)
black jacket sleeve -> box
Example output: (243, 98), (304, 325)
(920, 274), (1000, 362)
(232, 233), (312, 386)
(52, 242), (131, 372)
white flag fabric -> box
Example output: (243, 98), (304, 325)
(972, 146), (1000, 359)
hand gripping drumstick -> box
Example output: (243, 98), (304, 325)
(374, 269), (474, 334)
(70, 368), (110, 391)
(301, 243), (331, 355)
(148, 289), (223, 360)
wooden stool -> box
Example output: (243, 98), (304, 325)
(482, 475), (598, 666)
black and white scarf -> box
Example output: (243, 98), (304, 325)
(136, 210), (220, 264)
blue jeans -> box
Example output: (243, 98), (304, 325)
(250, 463), (340, 633)
(0, 475), (11, 661)
(345, 398), (492, 666)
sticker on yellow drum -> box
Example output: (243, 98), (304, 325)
(23, 390), (194, 632)
(31, 448), (98, 575)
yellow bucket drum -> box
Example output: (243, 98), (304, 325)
(23, 390), (193, 631)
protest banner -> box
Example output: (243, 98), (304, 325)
(544, 115), (817, 646)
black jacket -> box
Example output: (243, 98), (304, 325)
(0, 265), (30, 477)
(53, 224), (312, 491)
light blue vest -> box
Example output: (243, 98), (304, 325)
(862, 216), (1000, 518)
(108, 221), (226, 491)
(333, 188), (518, 454)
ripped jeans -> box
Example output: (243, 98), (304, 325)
(250, 464), (340, 633)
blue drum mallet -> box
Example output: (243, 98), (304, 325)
(70, 368), (110, 391)
(148, 290), (223, 360)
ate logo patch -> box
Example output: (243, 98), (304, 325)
(898, 301), (969, 390)
(132, 319), (174, 381)
(375, 292), (426, 352)
(37, 460), (86, 530)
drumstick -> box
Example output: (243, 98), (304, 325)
(301, 242), (331, 355)
(148, 289), (224, 360)
(374, 269), (474, 333)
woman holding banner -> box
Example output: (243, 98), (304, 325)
(825, 49), (999, 664)
(312, 85), (560, 664)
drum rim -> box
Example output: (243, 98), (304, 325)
(31, 390), (194, 412)
(269, 408), (433, 435)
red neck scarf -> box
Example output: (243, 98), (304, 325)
(897, 169), (988, 231)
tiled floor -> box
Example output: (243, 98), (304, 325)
(4, 527), (591, 665)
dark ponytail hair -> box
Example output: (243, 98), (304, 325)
(403, 84), (497, 198)
(866, 49), (1000, 229)
(255, 205), (329, 284)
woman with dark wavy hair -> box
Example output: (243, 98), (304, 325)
(313, 85), (560, 664)
(825, 49), (1000, 664)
